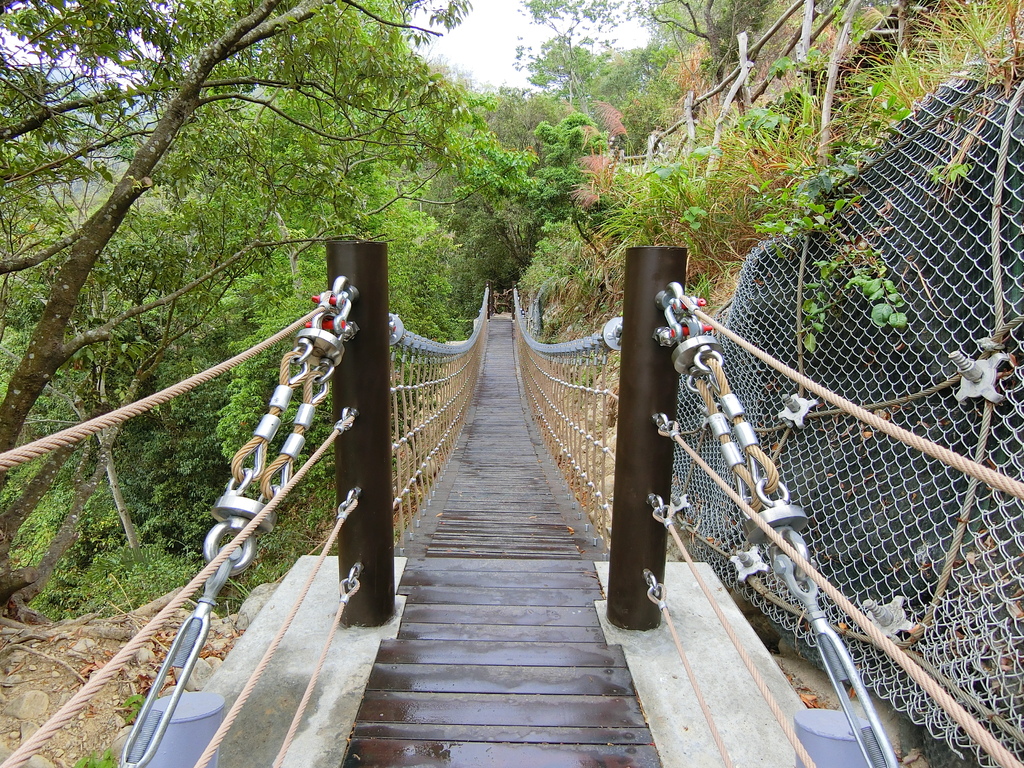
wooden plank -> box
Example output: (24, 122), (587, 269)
(400, 604), (600, 627)
(375, 639), (627, 668)
(366, 663), (635, 696)
(400, 570), (598, 589)
(342, 320), (659, 768)
(432, 520), (571, 530)
(356, 691), (646, 727)
(397, 622), (605, 643)
(351, 723), (653, 745)
(397, 586), (598, 606)
(408, 558), (595, 573)
(426, 549), (581, 560)
(343, 741), (661, 767)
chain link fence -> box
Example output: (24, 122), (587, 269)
(672, 77), (1024, 765)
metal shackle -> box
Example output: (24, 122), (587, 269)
(672, 336), (724, 375)
(212, 490), (276, 532)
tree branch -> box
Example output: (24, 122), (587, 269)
(0, 233), (82, 276)
(197, 93), (370, 143)
(2, 129), (151, 184)
(63, 234), (328, 355)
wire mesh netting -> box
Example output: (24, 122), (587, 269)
(672, 78), (1024, 764)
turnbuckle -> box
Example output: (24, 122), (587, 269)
(769, 529), (899, 768)
(122, 558), (233, 768)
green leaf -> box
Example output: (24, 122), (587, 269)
(803, 331), (817, 354)
(870, 303), (894, 326)
(887, 312), (908, 329)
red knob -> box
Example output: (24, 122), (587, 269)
(304, 322), (313, 328)
(322, 319), (334, 330)
(697, 298), (707, 307)
(310, 296), (320, 304)
(703, 324), (714, 333)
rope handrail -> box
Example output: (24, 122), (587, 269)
(393, 287), (489, 356)
(390, 289), (490, 545)
(0, 310), (322, 471)
(643, 570), (739, 768)
(513, 289), (609, 356)
(513, 288), (617, 546)
(0, 421), (348, 768)
(670, 429), (1024, 768)
(192, 498), (360, 768)
(694, 308), (1024, 501)
(646, 535), (818, 768)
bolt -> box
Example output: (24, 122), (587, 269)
(949, 351), (983, 383)
(862, 599), (895, 625)
(736, 551), (756, 567)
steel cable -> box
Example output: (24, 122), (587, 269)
(659, 519), (817, 768)
(695, 308), (1024, 501)
(191, 498), (359, 768)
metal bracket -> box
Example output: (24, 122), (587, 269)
(778, 394), (818, 428)
(861, 596), (915, 637)
(389, 313), (405, 346)
(602, 317), (623, 350)
(730, 546), (769, 581)
(950, 350), (1008, 404)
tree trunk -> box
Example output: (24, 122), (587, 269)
(100, 429), (140, 554)
(14, 459), (108, 609)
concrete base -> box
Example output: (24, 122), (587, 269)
(204, 556), (406, 768)
(596, 561), (804, 768)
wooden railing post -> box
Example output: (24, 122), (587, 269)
(328, 240), (394, 627)
(607, 246), (688, 630)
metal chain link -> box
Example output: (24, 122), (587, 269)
(121, 278), (360, 768)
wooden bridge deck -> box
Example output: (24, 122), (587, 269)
(343, 317), (661, 767)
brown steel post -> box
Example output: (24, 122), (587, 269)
(607, 246), (688, 630)
(328, 240), (394, 627)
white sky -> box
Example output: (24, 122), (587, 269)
(421, 1), (651, 90)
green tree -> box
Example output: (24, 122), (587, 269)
(519, 0), (623, 108)
(0, 0), (486, 611)
(642, 0), (776, 79)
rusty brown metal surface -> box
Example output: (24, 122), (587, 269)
(342, 319), (660, 767)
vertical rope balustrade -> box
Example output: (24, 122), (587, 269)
(390, 291), (489, 546)
(513, 290), (618, 544)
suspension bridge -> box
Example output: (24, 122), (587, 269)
(0, 240), (1022, 768)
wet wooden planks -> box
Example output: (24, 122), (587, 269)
(425, 316), (580, 560)
(345, 560), (658, 767)
(343, 319), (659, 767)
